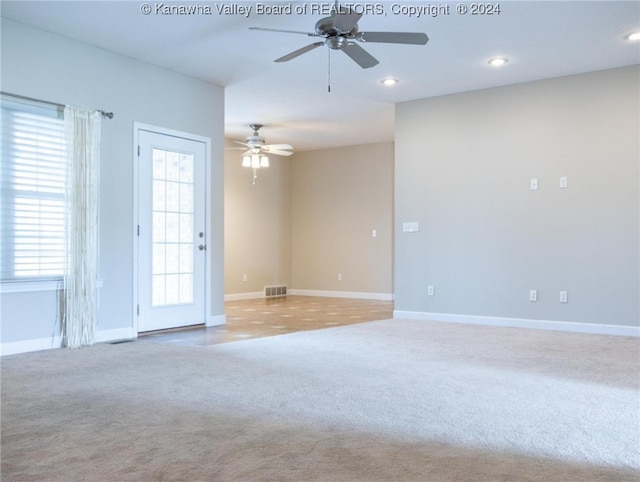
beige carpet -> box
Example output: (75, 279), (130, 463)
(2, 318), (638, 481)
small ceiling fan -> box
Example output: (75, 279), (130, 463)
(231, 124), (294, 157)
(229, 124), (294, 184)
(249, 1), (428, 69)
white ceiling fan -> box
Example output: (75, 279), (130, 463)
(230, 124), (294, 157)
(230, 124), (294, 184)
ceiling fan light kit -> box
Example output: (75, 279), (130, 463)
(241, 154), (269, 168)
(234, 124), (293, 184)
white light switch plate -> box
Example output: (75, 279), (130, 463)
(402, 222), (419, 233)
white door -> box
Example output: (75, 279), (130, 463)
(136, 129), (207, 332)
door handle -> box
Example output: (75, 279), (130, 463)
(198, 244), (207, 251)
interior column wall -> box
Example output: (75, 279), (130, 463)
(291, 142), (394, 298)
(224, 139), (292, 297)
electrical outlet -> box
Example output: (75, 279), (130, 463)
(559, 291), (568, 303)
(530, 178), (538, 191)
(337, 273), (342, 281)
(242, 274), (247, 282)
(529, 289), (538, 302)
(427, 285), (435, 296)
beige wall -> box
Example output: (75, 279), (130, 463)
(291, 143), (394, 296)
(224, 139), (292, 295)
(224, 141), (394, 298)
(395, 66), (639, 328)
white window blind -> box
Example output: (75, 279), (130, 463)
(1, 98), (66, 280)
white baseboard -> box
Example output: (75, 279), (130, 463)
(289, 289), (394, 301)
(225, 290), (394, 301)
(224, 292), (264, 301)
(393, 311), (640, 337)
(1, 326), (137, 356)
(0, 336), (61, 356)
(206, 314), (226, 327)
(95, 326), (136, 343)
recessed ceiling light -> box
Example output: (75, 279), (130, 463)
(488, 57), (509, 67)
(626, 31), (640, 41)
(381, 78), (399, 86)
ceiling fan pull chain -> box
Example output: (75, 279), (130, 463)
(328, 48), (331, 93)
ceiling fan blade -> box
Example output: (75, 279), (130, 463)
(249, 27), (318, 37)
(263, 144), (294, 151)
(332, 9), (362, 33)
(342, 43), (379, 69)
(266, 149), (294, 156)
(358, 32), (429, 45)
(231, 140), (250, 147)
(275, 42), (325, 62)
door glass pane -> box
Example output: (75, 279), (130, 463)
(179, 214), (192, 243)
(153, 244), (165, 274)
(151, 147), (195, 307)
(179, 184), (193, 213)
(180, 154), (193, 183)
(153, 180), (166, 211)
(166, 152), (180, 181)
(152, 212), (165, 243)
(165, 213), (179, 243)
(153, 149), (166, 178)
(165, 244), (179, 273)
(179, 244), (192, 273)
(166, 182), (179, 212)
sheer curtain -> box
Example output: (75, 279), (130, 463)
(62, 106), (101, 348)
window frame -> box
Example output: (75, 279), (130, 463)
(1, 96), (67, 289)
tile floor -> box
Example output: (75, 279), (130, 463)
(139, 296), (394, 347)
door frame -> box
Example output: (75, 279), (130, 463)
(132, 122), (212, 336)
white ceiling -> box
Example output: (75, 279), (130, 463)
(2, 1), (639, 151)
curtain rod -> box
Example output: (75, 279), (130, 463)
(1, 91), (114, 119)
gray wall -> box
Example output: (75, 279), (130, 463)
(395, 66), (639, 328)
(1, 19), (225, 346)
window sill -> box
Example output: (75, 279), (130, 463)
(0, 279), (104, 294)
